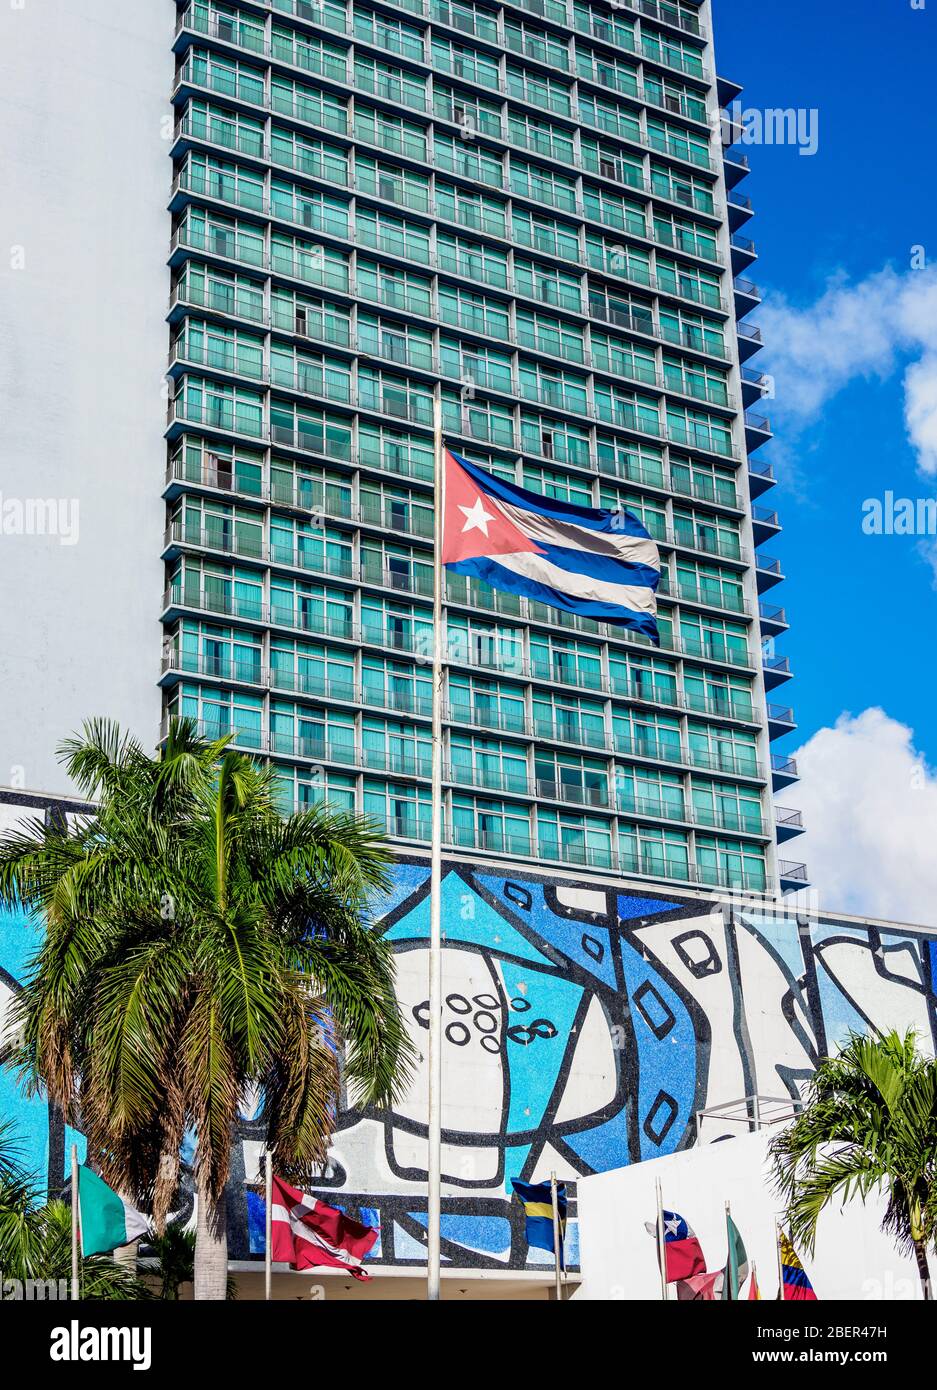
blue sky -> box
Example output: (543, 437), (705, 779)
(713, 0), (937, 762)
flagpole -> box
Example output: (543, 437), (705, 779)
(70, 1143), (79, 1301)
(264, 1150), (272, 1302)
(426, 383), (445, 1302)
(655, 1177), (668, 1302)
(775, 1218), (784, 1301)
(550, 1172), (563, 1301)
(725, 1199), (734, 1300)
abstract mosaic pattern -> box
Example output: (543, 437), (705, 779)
(1, 793), (934, 1272)
(231, 860), (937, 1270)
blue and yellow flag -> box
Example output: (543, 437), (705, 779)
(511, 1179), (567, 1257)
(780, 1231), (818, 1300)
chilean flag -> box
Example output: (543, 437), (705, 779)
(442, 449), (660, 641)
(270, 1176), (379, 1280)
(646, 1209), (707, 1282)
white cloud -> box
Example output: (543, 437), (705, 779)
(759, 266), (937, 473)
(904, 352), (937, 476)
(783, 709), (937, 926)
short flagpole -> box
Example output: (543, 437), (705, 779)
(775, 1218), (784, 1301)
(550, 1172), (562, 1301)
(70, 1143), (79, 1301)
(725, 1199), (734, 1300)
(426, 383), (445, 1302)
(264, 1150), (272, 1302)
(655, 1177), (668, 1302)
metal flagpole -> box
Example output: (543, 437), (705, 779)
(655, 1177), (668, 1302)
(775, 1218), (785, 1301)
(550, 1173), (563, 1301)
(264, 1150), (272, 1302)
(70, 1143), (80, 1301)
(426, 383), (445, 1302)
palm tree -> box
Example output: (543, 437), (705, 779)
(0, 1121), (150, 1299)
(146, 1219), (238, 1300)
(0, 718), (414, 1299)
(770, 1029), (937, 1299)
(147, 1222), (196, 1300)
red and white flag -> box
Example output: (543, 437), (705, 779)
(270, 1176), (379, 1280)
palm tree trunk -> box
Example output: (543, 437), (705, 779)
(913, 1238), (933, 1300)
(194, 1178), (228, 1300)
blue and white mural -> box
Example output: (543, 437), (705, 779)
(2, 792), (935, 1274)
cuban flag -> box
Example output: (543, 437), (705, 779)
(645, 1209), (707, 1281)
(442, 449), (660, 642)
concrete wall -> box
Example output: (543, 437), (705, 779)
(575, 1129), (931, 1301)
(0, 1), (171, 795)
(1, 795), (935, 1284)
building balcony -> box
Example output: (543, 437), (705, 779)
(778, 859), (809, 891)
(734, 278), (762, 316)
(767, 704), (796, 738)
(173, 7), (718, 213)
(727, 190), (754, 232)
(437, 825), (772, 894)
(170, 67), (728, 278)
(744, 411), (772, 451)
(755, 552), (784, 593)
(774, 806), (804, 843)
(762, 654), (792, 690)
(621, 0), (707, 39)
(749, 459), (776, 499)
(730, 235), (758, 274)
(740, 368), (771, 409)
(770, 754), (799, 793)
(158, 638), (767, 752)
(758, 602), (788, 639)
(722, 148), (750, 191)
(736, 321), (763, 363)
(717, 75), (744, 107)
(751, 505), (781, 547)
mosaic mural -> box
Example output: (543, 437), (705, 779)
(2, 793), (935, 1274)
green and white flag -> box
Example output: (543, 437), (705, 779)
(78, 1165), (149, 1256)
(721, 1212), (749, 1300)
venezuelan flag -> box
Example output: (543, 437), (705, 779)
(780, 1231), (818, 1300)
(511, 1179), (567, 1256)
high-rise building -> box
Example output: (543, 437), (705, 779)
(161, 0), (805, 897)
(0, 0), (805, 897)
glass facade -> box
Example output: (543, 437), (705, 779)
(163, 0), (800, 895)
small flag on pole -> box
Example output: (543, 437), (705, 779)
(270, 1175), (378, 1280)
(721, 1211), (749, 1300)
(644, 1209), (706, 1281)
(511, 1178), (566, 1256)
(77, 1166), (149, 1257)
(677, 1270), (723, 1300)
(779, 1231), (818, 1300)
(748, 1265), (761, 1300)
(442, 449), (660, 641)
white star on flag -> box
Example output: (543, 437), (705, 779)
(664, 1217), (681, 1237)
(458, 497), (496, 537)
